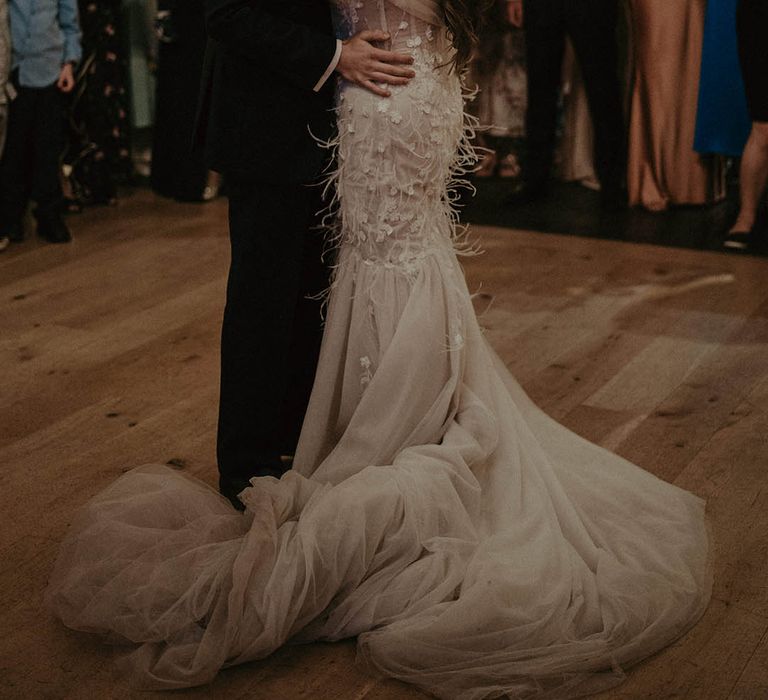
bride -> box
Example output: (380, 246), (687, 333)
(46, 1), (713, 698)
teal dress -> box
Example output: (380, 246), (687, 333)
(694, 0), (751, 156)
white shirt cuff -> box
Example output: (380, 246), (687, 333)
(313, 39), (342, 93)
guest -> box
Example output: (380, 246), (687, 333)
(724, 0), (768, 250)
(151, 0), (216, 202)
(61, 0), (132, 208)
(506, 0), (626, 209)
(558, 3), (633, 190)
(470, 0), (526, 180)
(627, 0), (725, 211)
(0, 0), (81, 245)
(556, 41), (598, 189)
(0, 0), (9, 252)
(694, 0), (751, 159)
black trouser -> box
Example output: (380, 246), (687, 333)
(0, 72), (65, 229)
(524, 0), (625, 192)
(217, 178), (329, 485)
(151, 0), (209, 201)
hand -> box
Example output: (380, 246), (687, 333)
(57, 63), (76, 93)
(507, 0), (524, 28)
(337, 30), (416, 98)
(154, 10), (178, 44)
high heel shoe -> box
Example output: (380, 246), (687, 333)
(722, 230), (751, 251)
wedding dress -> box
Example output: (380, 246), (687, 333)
(46, 2), (713, 698)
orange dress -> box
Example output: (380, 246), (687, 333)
(628, 0), (725, 211)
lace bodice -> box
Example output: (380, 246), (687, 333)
(326, 0), (472, 274)
(334, 0), (449, 55)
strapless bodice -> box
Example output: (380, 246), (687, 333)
(333, 0), (451, 58)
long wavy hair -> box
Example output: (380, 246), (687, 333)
(442, 0), (495, 72)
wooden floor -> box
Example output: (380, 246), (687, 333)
(1, 189), (767, 700)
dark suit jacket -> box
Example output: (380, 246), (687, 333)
(196, 0), (338, 183)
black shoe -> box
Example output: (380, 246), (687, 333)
(219, 475), (252, 511)
(6, 221), (24, 243)
(219, 464), (285, 511)
(505, 181), (547, 206)
(723, 230), (750, 251)
(37, 215), (72, 243)
(600, 187), (628, 212)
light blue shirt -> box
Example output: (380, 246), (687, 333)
(10, 0), (81, 88)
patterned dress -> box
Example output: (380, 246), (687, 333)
(63, 0), (131, 206)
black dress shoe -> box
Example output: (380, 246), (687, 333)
(219, 475), (252, 511)
(37, 215), (72, 243)
(219, 464), (286, 511)
(600, 187), (628, 212)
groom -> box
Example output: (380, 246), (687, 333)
(198, 0), (415, 508)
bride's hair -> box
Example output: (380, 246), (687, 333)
(442, 0), (494, 72)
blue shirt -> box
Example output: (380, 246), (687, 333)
(10, 0), (82, 88)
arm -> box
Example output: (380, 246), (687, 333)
(58, 0), (83, 66)
(204, 0), (338, 92)
(337, 30), (416, 98)
(0, 0), (10, 104)
(507, 0), (523, 28)
(205, 1), (415, 96)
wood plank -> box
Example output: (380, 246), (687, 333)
(1, 190), (767, 699)
(730, 628), (768, 700)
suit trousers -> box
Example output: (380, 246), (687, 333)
(217, 177), (329, 483)
(524, 0), (625, 193)
(0, 73), (65, 229)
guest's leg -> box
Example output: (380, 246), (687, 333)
(217, 179), (319, 488)
(731, 122), (768, 233)
(30, 83), (67, 226)
(732, 0), (768, 233)
(523, 3), (566, 192)
(566, 0), (626, 198)
(0, 80), (35, 236)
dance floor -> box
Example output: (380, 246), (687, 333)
(1, 189), (767, 699)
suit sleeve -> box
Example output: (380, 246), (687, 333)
(204, 0), (339, 92)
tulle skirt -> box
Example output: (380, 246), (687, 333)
(46, 244), (713, 699)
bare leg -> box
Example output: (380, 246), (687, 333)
(731, 122), (768, 233)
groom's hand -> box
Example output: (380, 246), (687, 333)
(337, 30), (416, 98)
